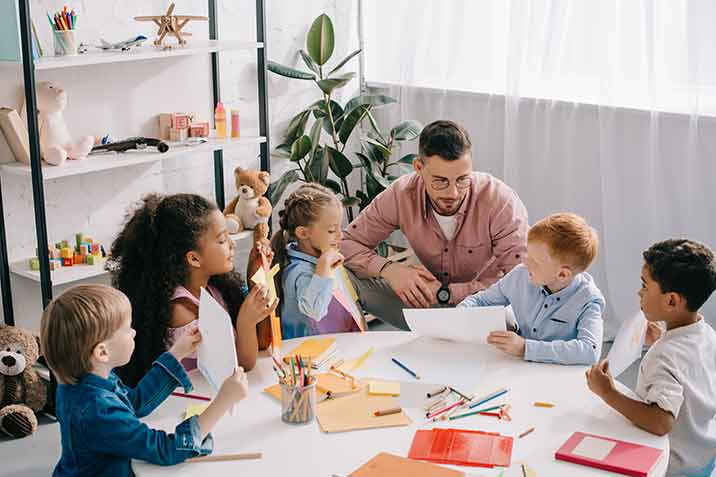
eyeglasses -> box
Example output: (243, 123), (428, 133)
(430, 175), (472, 191)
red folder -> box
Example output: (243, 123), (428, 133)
(408, 428), (513, 468)
(555, 432), (663, 477)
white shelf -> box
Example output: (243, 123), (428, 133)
(25, 40), (263, 71)
(10, 232), (253, 286)
(0, 136), (266, 180)
(10, 259), (108, 286)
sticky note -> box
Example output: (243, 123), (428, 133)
(368, 381), (400, 397)
(185, 404), (207, 419)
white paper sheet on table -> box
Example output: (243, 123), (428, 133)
(402, 307), (506, 344)
(607, 311), (647, 377)
(197, 287), (237, 392)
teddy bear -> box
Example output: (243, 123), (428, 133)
(223, 167), (272, 245)
(0, 324), (48, 439)
(35, 81), (94, 166)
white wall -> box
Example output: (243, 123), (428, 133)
(0, 0), (358, 330)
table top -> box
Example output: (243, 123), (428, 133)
(133, 331), (668, 476)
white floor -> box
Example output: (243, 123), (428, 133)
(0, 319), (636, 476)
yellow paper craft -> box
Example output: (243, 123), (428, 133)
(333, 265), (366, 331)
(184, 404), (207, 419)
(315, 386), (411, 433)
(251, 262), (282, 349)
(368, 380), (400, 397)
(282, 337), (335, 364)
(337, 347), (374, 373)
(264, 372), (359, 401)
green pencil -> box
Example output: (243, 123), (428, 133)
(448, 404), (505, 421)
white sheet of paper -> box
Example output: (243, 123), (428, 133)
(571, 436), (617, 461)
(403, 307), (506, 344)
(197, 287), (237, 392)
(607, 311), (647, 377)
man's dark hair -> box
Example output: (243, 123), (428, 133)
(418, 120), (472, 161)
(643, 238), (716, 312)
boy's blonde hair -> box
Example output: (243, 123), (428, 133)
(40, 284), (131, 384)
(528, 212), (599, 272)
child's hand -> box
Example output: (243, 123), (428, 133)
(645, 321), (665, 346)
(218, 366), (249, 403)
(168, 325), (202, 361)
(487, 331), (526, 357)
(316, 249), (344, 278)
(237, 284), (279, 326)
(586, 359), (616, 399)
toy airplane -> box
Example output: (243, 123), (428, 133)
(97, 35), (148, 51)
(90, 137), (169, 154)
(134, 3), (207, 47)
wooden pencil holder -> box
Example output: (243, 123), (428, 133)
(280, 381), (316, 425)
(53, 29), (78, 56)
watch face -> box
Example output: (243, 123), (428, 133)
(437, 288), (450, 302)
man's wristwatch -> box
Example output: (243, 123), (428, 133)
(437, 284), (451, 305)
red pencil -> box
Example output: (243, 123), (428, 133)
(171, 391), (211, 402)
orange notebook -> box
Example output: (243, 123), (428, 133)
(408, 428), (513, 468)
(349, 452), (465, 477)
(282, 337), (336, 364)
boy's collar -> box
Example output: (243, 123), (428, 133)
(79, 371), (119, 391)
(540, 273), (582, 298)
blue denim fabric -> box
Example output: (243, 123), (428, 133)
(458, 264), (605, 365)
(53, 352), (213, 476)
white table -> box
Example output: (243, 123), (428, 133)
(133, 331), (668, 476)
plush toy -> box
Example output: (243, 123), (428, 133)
(224, 167), (272, 244)
(0, 324), (48, 439)
(36, 81), (94, 166)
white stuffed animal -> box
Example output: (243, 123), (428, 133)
(35, 81), (93, 166)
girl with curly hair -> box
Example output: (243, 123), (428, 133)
(108, 193), (277, 385)
(271, 183), (363, 339)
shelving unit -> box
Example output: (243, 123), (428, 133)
(0, 0), (272, 325)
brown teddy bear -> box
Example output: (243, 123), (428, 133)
(0, 324), (48, 439)
(223, 167), (272, 245)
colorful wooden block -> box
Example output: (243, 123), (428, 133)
(60, 247), (73, 259)
(80, 244), (89, 256)
(169, 127), (188, 142)
(73, 253), (83, 265)
(49, 260), (61, 270)
(91, 243), (100, 255)
(172, 113), (190, 130)
(62, 257), (73, 267)
(189, 121), (210, 137)
(159, 113), (173, 140)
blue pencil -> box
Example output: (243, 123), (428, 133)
(469, 387), (509, 409)
(391, 357), (420, 379)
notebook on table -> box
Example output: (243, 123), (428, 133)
(408, 428), (513, 468)
(555, 432), (663, 477)
(349, 452), (465, 477)
(282, 337), (336, 364)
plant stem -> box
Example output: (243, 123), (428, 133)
(340, 176), (355, 222)
(324, 93), (341, 150)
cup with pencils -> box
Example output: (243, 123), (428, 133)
(277, 355), (316, 425)
(49, 7), (78, 56)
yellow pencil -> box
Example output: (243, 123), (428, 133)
(533, 401), (555, 408)
(188, 452), (262, 463)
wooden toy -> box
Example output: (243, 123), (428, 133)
(169, 127), (188, 142)
(134, 3), (208, 48)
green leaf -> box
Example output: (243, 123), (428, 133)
(309, 118), (323, 155)
(307, 14), (335, 66)
(324, 178), (342, 195)
(268, 169), (302, 206)
(365, 138), (391, 160)
(285, 110), (312, 143)
(299, 49), (320, 74)
(311, 99), (343, 134)
(344, 94), (397, 115)
(387, 162), (414, 176)
(306, 146), (330, 183)
(326, 146), (354, 178)
(364, 142), (387, 164)
(327, 49), (362, 76)
(338, 103), (370, 144)
(355, 189), (370, 211)
(355, 152), (375, 173)
(371, 171), (391, 189)
(391, 120), (423, 141)
(274, 143), (292, 158)
(290, 135), (312, 161)
(398, 153), (418, 164)
(267, 61), (315, 80)
(342, 196), (361, 207)
(316, 72), (355, 95)
(366, 172), (386, 198)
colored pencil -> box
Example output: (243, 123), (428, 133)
(427, 399), (464, 419)
(448, 386), (471, 401)
(468, 387), (509, 409)
(373, 407), (402, 417)
(534, 401), (555, 408)
(448, 404), (505, 421)
(519, 427), (535, 438)
(171, 391), (211, 402)
(427, 386), (447, 398)
(391, 357), (420, 379)
(188, 452), (262, 463)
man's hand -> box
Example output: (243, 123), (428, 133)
(586, 359), (617, 399)
(381, 263), (440, 308)
(486, 331), (525, 357)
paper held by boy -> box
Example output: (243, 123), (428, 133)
(606, 311), (648, 377)
(403, 306), (507, 344)
(197, 287), (238, 413)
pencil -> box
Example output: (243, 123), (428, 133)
(391, 357), (420, 379)
(448, 386), (470, 401)
(534, 401), (555, 408)
(521, 463), (528, 477)
(427, 386), (447, 398)
(171, 391), (211, 402)
(519, 427), (535, 438)
(468, 387), (509, 409)
(448, 404), (505, 421)
(188, 452), (262, 463)
(373, 407), (402, 417)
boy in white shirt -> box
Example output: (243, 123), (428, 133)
(587, 239), (716, 476)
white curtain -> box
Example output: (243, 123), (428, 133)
(363, 0), (716, 338)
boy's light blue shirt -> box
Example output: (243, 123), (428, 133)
(280, 242), (335, 339)
(458, 264), (605, 365)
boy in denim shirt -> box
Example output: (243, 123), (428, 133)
(40, 284), (248, 477)
(459, 213), (604, 365)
